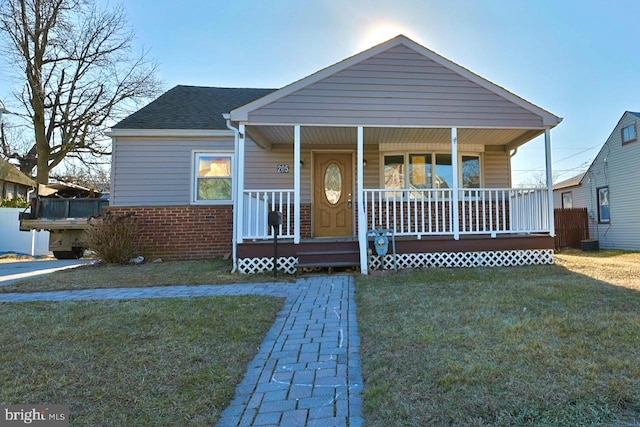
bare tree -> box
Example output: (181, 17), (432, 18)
(0, 0), (160, 184)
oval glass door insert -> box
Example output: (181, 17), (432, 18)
(324, 164), (342, 205)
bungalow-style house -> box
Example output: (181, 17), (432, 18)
(0, 157), (35, 201)
(553, 111), (640, 250)
(108, 35), (561, 274)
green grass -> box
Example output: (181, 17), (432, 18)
(0, 258), (294, 293)
(0, 296), (283, 425)
(356, 254), (640, 426)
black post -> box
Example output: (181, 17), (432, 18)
(268, 211), (283, 278)
(273, 224), (278, 277)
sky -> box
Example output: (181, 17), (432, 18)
(2, 0), (640, 186)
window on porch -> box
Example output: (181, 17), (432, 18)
(382, 152), (480, 193)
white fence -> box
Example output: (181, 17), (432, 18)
(0, 207), (50, 255)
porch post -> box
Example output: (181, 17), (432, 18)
(294, 125), (301, 244)
(451, 127), (460, 240)
(357, 126), (368, 274)
(237, 123), (246, 244)
(544, 128), (555, 236)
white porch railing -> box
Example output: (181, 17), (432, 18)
(459, 188), (550, 234)
(242, 189), (294, 239)
(241, 187), (550, 241)
(364, 189), (454, 236)
(364, 188), (550, 238)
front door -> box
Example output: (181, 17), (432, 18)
(313, 153), (353, 237)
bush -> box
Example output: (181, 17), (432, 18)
(1, 197), (29, 208)
(82, 213), (142, 264)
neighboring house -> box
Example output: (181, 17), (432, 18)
(553, 172), (586, 210)
(0, 157), (35, 201)
(553, 111), (640, 250)
(108, 35), (562, 274)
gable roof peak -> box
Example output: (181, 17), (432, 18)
(230, 35), (561, 127)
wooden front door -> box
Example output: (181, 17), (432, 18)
(313, 153), (354, 237)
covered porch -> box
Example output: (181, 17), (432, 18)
(226, 35), (561, 274)
(231, 124), (556, 274)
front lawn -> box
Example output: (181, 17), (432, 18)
(0, 296), (283, 425)
(0, 258), (293, 293)
(357, 251), (640, 426)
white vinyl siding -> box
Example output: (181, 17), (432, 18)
(111, 136), (234, 206)
(552, 186), (589, 211)
(580, 113), (640, 250)
(248, 45), (544, 129)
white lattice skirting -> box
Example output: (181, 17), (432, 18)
(238, 256), (298, 275)
(238, 249), (554, 274)
(368, 249), (554, 270)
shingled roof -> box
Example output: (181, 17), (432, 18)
(113, 85), (276, 130)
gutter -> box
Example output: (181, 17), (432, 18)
(224, 114), (240, 273)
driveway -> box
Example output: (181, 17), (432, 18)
(0, 259), (91, 286)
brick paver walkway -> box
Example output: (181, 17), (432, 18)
(0, 276), (364, 427)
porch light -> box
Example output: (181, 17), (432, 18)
(363, 159), (367, 167)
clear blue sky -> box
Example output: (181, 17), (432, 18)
(4, 0), (640, 186)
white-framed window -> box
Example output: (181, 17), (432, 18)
(597, 186), (610, 223)
(192, 152), (233, 204)
(382, 152), (481, 193)
(622, 123), (637, 145)
(561, 192), (573, 209)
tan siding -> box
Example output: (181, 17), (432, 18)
(248, 45), (544, 128)
(244, 143), (378, 203)
(483, 149), (510, 188)
(111, 136), (234, 207)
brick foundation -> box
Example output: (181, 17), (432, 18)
(105, 205), (233, 260)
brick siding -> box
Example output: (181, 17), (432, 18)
(105, 205), (233, 260)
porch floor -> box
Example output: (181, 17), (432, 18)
(237, 233), (554, 259)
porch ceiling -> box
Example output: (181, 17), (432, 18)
(245, 125), (543, 149)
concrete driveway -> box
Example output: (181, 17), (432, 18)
(0, 259), (92, 286)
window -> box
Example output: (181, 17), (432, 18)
(383, 153), (481, 193)
(193, 153), (233, 203)
(461, 156), (480, 188)
(622, 123), (637, 145)
(561, 192), (573, 209)
(435, 154), (453, 189)
(383, 155), (405, 190)
(597, 186), (610, 223)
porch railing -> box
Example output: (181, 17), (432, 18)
(241, 187), (550, 241)
(242, 189), (294, 239)
(364, 189), (454, 236)
(364, 188), (550, 238)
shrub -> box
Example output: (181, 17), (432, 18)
(82, 213), (142, 264)
(1, 197), (29, 208)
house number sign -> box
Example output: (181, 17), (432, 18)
(277, 164), (289, 173)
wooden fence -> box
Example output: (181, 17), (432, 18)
(554, 208), (589, 250)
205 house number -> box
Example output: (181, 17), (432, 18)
(277, 164), (289, 173)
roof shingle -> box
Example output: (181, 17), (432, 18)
(113, 85), (275, 130)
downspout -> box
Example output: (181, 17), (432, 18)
(225, 114), (239, 273)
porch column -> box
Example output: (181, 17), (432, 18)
(236, 123), (246, 244)
(544, 128), (555, 236)
(451, 127), (460, 240)
(294, 125), (301, 244)
(357, 126), (368, 274)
